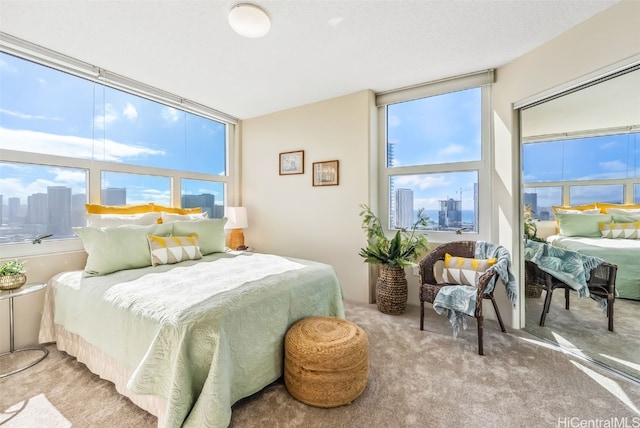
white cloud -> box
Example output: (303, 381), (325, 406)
(0, 59), (17, 72)
(394, 174), (449, 190)
(161, 107), (180, 124)
(437, 143), (464, 157)
(0, 108), (62, 121)
(52, 168), (86, 186)
(598, 160), (626, 171)
(123, 103), (138, 121)
(0, 127), (164, 163)
(94, 103), (118, 130)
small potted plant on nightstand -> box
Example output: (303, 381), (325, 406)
(0, 260), (27, 290)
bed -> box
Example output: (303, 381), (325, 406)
(38, 204), (345, 428)
(546, 235), (640, 300)
(546, 205), (640, 300)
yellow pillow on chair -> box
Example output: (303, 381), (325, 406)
(442, 253), (497, 286)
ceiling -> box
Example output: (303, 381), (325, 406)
(0, 0), (620, 120)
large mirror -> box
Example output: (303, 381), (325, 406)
(520, 66), (640, 381)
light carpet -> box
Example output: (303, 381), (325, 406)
(525, 290), (640, 380)
(1, 300), (639, 428)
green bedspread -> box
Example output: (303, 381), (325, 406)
(547, 235), (640, 300)
(47, 252), (345, 427)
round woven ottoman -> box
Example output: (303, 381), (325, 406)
(284, 316), (368, 408)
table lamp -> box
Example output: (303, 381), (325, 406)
(224, 206), (248, 250)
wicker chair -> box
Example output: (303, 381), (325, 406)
(525, 259), (617, 331)
(418, 241), (506, 355)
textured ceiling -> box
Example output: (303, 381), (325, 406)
(0, 0), (620, 120)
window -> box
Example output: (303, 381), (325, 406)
(0, 162), (87, 243)
(0, 39), (235, 254)
(523, 132), (639, 216)
(523, 187), (561, 221)
(181, 179), (226, 218)
(377, 70), (493, 237)
(101, 172), (171, 206)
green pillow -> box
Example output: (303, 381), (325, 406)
(74, 223), (173, 275)
(556, 212), (612, 237)
(612, 214), (640, 223)
(171, 218), (227, 255)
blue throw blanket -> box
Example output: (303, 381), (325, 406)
(433, 241), (518, 337)
(475, 241), (518, 305)
(524, 240), (602, 298)
(432, 286), (476, 338)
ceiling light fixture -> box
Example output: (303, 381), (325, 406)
(228, 3), (271, 38)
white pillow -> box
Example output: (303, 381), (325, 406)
(606, 208), (640, 216)
(160, 211), (209, 223)
(84, 212), (161, 228)
(555, 208), (601, 214)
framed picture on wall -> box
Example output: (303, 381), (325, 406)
(312, 160), (339, 186)
(279, 150), (304, 175)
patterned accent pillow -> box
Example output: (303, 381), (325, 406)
(148, 234), (203, 266)
(599, 222), (640, 239)
(442, 253), (498, 286)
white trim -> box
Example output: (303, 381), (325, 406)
(514, 53), (640, 110)
(522, 124), (640, 144)
(376, 77), (493, 241)
(376, 69), (494, 107)
(0, 32), (238, 125)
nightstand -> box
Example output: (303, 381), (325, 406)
(0, 282), (49, 378)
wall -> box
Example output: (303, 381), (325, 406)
(0, 251), (86, 353)
(3, 1), (639, 351)
(492, 0), (640, 327)
(241, 90), (375, 304)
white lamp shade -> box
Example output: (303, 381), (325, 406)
(224, 207), (248, 229)
(228, 4), (271, 38)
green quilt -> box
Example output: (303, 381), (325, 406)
(49, 252), (345, 427)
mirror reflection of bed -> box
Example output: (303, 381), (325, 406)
(519, 65), (640, 381)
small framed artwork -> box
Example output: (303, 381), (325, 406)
(312, 160), (339, 186)
(279, 150), (304, 175)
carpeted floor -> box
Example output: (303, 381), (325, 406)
(1, 300), (639, 428)
(525, 290), (640, 380)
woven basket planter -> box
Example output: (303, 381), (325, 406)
(524, 262), (542, 298)
(284, 317), (368, 408)
(376, 264), (407, 315)
(0, 274), (27, 291)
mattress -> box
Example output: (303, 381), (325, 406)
(39, 252), (345, 427)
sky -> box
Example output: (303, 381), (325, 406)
(387, 87), (481, 214)
(1, 51), (638, 218)
(523, 133), (640, 209)
(0, 52), (227, 206)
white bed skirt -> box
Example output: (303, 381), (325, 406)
(39, 280), (166, 426)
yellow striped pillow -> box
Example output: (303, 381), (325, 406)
(599, 221), (640, 239)
(148, 234), (202, 266)
(443, 253), (497, 286)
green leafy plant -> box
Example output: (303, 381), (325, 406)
(0, 260), (27, 276)
(358, 204), (429, 267)
(524, 204), (545, 243)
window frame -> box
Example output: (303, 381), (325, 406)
(522, 128), (640, 211)
(0, 36), (237, 258)
(376, 70), (494, 242)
